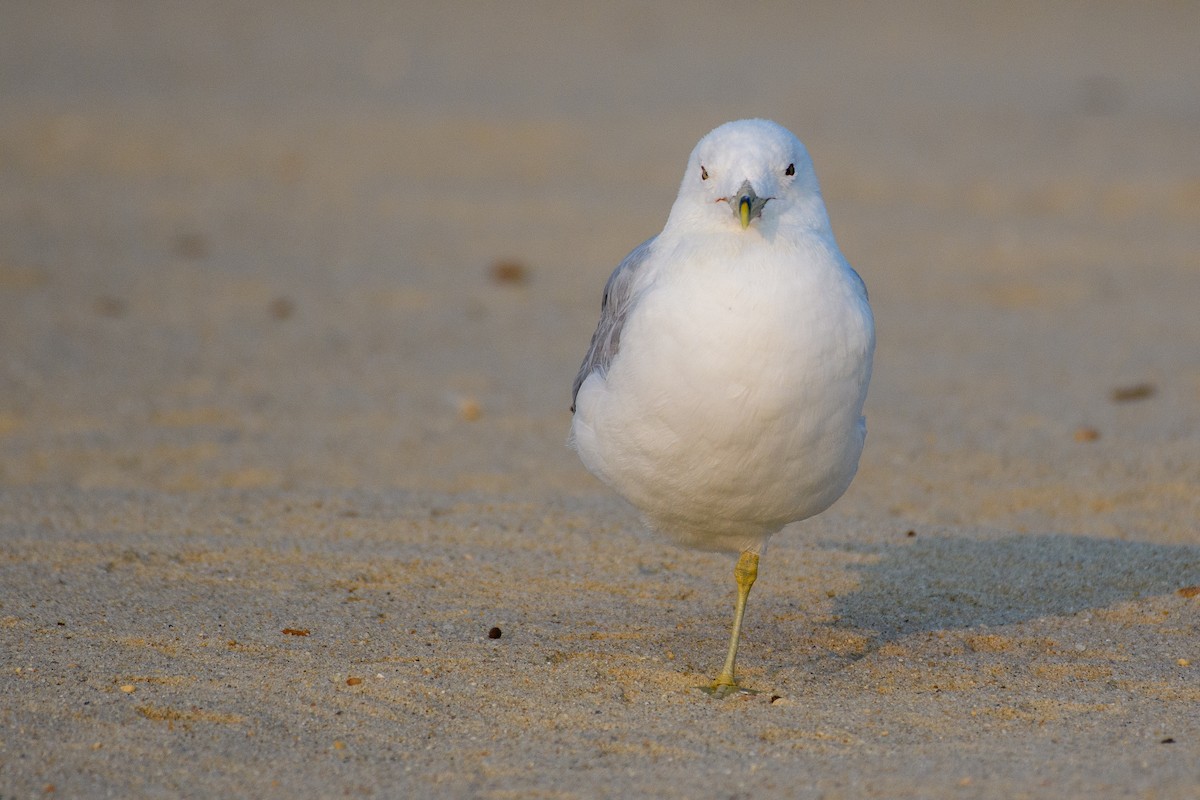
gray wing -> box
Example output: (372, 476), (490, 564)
(846, 264), (869, 301)
(570, 236), (656, 412)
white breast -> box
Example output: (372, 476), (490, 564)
(571, 233), (874, 552)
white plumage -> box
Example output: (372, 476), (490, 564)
(569, 119), (874, 694)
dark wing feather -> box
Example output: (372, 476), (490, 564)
(570, 237), (656, 412)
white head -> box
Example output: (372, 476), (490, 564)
(663, 119), (829, 238)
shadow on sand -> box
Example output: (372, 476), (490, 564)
(827, 531), (1200, 641)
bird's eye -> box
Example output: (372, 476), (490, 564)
(785, 163), (795, 176)
(700, 166), (708, 180)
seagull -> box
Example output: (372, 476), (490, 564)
(569, 119), (875, 696)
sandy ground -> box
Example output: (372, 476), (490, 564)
(2, 2), (1199, 797)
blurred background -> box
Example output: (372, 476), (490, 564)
(1, 2), (1197, 536)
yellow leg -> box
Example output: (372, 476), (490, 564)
(706, 550), (759, 697)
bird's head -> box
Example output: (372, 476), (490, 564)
(666, 119), (826, 236)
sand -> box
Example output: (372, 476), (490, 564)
(1, 2), (1198, 797)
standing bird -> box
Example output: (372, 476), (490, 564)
(569, 119), (875, 696)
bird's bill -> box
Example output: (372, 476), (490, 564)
(732, 180), (764, 229)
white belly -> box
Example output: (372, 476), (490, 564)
(572, 245), (874, 552)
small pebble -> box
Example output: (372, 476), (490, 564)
(120, 684), (135, 693)
(1073, 426), (1100, 442)
(490, 260), (529, 285)
(458, 398), (482, 422)
(269, 297), (295, 320)
(488, 627), (502, 639)
(1110, 382), (1156, 402)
